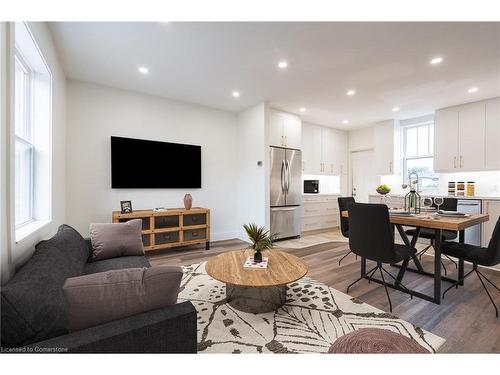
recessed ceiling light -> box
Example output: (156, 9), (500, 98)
(299, 107), (306, 113)
(232, 91), (240, 98)
(277, 61), (288, 69)
(343, 120), (349, 124)
(468, 87), (478, 93)
(346, 90), (356, 96)
(138, 66), (149, 74)
(430, 57), (443, 65)
(392, 107), (400, 112)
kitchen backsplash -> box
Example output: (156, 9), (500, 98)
(302, 174), (340, 194)
(380, 171), (500, 197)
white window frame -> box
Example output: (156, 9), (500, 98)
(402, 120), (438, 190)
(13, 22), (53, 242)
(14, 48), (35, 229)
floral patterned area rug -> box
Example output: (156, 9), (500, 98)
(178, 262), (445, 354)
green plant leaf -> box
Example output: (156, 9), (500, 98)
(243, 223), (276, 251)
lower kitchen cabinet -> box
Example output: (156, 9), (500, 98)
(482, 200), (500, 248)
(302, 194), (340, 232)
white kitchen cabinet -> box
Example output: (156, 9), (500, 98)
(268, 109), (302, 149)
(485, 98), (500, 170)
(302, 123), (348, 176)
(434, 107), (459, 172)
(434, 98), (498, 173)
(301, 194), (340, 232)
(373, 120), (400, 175)
(482, 200), (500, 248)
(301, 123), (322, 174)
(458, 101), (485, 171)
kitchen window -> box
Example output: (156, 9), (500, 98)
(14, 22), (52, 241)
(403, 121), (439, 190)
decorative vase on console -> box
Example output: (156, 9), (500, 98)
(184, 194), (193, 210)
(242, 223), (277, 263)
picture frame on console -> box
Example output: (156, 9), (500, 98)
(120, 200), (133, 214)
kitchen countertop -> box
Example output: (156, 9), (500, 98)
(303, 193), (341, 196)
(369, 194), (500, 201)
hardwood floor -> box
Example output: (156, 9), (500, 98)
(147, 232), (500, 353)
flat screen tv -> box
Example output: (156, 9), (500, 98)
(111, 136), (201, 188)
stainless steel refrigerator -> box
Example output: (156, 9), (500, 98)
(270, 146), (302, 240)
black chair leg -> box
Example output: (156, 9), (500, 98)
(417, 244), (432, 260)
(441, 260), (448, 276)
(381, 266), (413, 300)
(444, 254), (458, 269)
(442, 268), (475, 299)
(347, 265), (377, 293)
(378, 266), (392, 313)
(475, 269), (499, 318)
(339, 250), (352, 266)
(367, 266), (378, 284)
(476, 269), (500, 293)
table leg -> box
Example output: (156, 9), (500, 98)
(434, 229), (442, 304)
(458, 230), (465, 285)
(396, 224), (424, 272)
(361, 257), (366, 277)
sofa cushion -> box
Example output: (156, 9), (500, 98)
(84, 256), (150, 275)
(63, 266), (183, 332)
(1, 225), (90, 347)
(36, 224), (90, 273)
(90, 219), (144, 262)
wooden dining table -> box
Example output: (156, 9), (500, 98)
(341, 210), (489, 304)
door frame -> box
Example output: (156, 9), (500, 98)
(349, 148), (375, 199)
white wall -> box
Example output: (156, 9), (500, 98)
(0, 23), (66, 282)
(235, 103), (268, 239)
(348, 126), (374, 152)
(66, 80), (240, 240)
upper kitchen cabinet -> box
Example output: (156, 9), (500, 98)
(458, 101), (485, 171)
(434, 98), (499, 172)
(302, 123), (348, 176)
(434, 107), (459, 171)
(485, 97), (500, 170)
(373, 120), (401, 175)
(302, 123), (322, 174)
(268, 109), (302, 149)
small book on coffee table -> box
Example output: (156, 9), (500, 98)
(243, 256), (269, 269)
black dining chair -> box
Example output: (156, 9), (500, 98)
(347, 203), (415, 312)
(337, 197), (357, 265)
(442, 217), (500, 317)
(405, 197), (458, 275)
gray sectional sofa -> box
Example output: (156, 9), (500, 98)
(0, 224), (197, 353)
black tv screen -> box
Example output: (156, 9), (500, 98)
(111, 136), (201, 188)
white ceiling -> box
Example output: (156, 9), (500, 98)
(49, 22), (500, 129)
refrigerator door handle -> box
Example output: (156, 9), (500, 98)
(280, 160), (285, 193)
(285, 160), (290, 193)
(271, 206), (298, 211)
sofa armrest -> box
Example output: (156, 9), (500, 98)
(25, 301), (197, 353)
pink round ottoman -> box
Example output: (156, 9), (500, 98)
(328, 328), (429, 354)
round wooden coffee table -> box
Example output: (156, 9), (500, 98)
(205, 249), (308, 313)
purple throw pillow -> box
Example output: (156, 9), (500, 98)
(90, 219), (144, 261)
(63, 266), (183, 331)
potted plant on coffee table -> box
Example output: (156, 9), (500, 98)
(243, 223), (277, 263)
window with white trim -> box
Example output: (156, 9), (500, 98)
(14, 50), (34, 228)
(403, 121), (439, 190)
(14, 22), (52, 241)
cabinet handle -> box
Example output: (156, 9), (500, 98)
(454, 156), (457, 168)
(460, 156), (463, 168)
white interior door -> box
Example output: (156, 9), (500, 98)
(351, 150), (378, 203)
